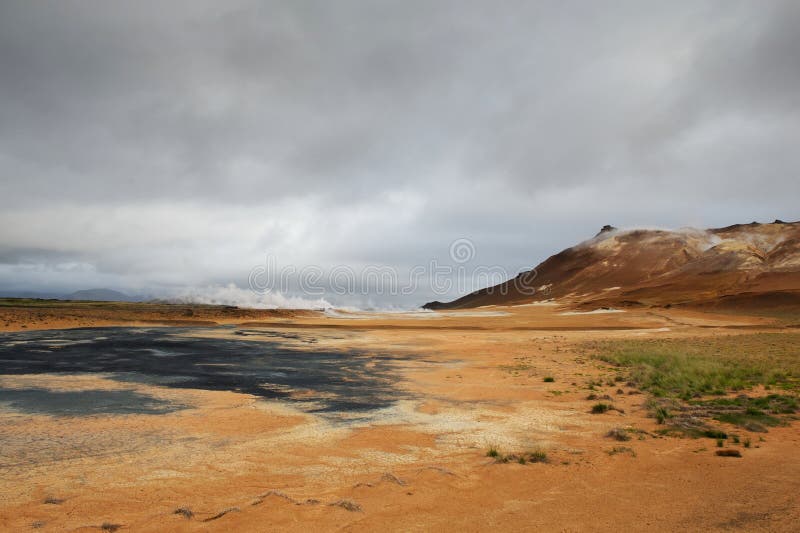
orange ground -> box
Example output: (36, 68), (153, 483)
(0, 303), (798, 532)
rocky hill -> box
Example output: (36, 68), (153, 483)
(424, 220), (800, 310)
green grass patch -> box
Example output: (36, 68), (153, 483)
(692, 394), (798, 413)
(584, 334), (800, 399)
(690, 394), (797, 431)
(583, 335), (799, 433)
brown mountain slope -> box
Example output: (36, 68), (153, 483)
(424, 220), (800, 310)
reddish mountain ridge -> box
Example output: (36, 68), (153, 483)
(424, 220), (800, 310)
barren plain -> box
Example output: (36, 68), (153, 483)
(0, 300), (798, 531)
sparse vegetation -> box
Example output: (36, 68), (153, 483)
(591, 403), (612, 414)
(606, 446), (636, 457)
(654, 406), (670, 424)
(486, 447), (548, 464)
(499, 358), (535, 375)
(699, 394), (797, 431)
(606, 428), (631, 441)
(586, 334), (800, 399)
(583, 335), (800, 433)
(527, 450), (548, 463)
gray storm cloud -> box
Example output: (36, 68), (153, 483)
(0, 0), (798, 306)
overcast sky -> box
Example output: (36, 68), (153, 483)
(1, 1), (798, 307)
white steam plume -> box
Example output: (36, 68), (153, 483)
(173, 284), (331, 310)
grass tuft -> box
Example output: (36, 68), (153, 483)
(487, 447), (548, 464)
(606, 446), (636, 457)
(606, 428), (631, 441)
(591, 403), (612, 414)
(527, 450), (548, 463)
(654, 406), (671, 424)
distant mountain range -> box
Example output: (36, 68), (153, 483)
(63, 289), (137, 302)
(0, 288), (139, 302)
(425, 220), (800, 311)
